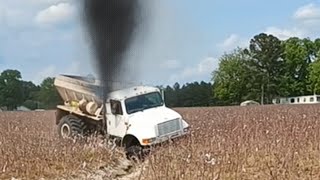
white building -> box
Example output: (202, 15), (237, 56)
(272, 94), (320, 105)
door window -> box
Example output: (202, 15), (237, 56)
(110, 100), (123, 115)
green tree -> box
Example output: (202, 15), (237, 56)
(0, 69), (24, 110)
(280, 37), (314, 96)
(22, 81), (39, 100)
(21, 81), (40, 110)
(245, 33), (284, 104)
(212, 48), (251, 105)
(183, 81), (213, 106)
(164, 85), (175, 107)
(36, 77), (62, 109)
(308, 58), (320, 94)
(179, 82), (205, 107)
(200, 81), (215, 106)
(173, 82), (182, 107)
(314, 38), (320, 57)
(163, 81), (214, 107)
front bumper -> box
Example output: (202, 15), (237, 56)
(141, 128), (190, 147)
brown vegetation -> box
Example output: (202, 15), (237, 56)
(0, 111), (124, 179)
(140, 105), (320, 179)
(1, 105), (320, 179)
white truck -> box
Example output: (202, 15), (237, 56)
(54, 74), (190, 158)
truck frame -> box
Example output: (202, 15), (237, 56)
(54, 74), (190, 159)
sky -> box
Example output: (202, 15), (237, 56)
(0, 0), (320, 86)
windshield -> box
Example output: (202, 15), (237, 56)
(125, 92), (164, 114)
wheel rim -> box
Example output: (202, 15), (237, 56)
(61, 124), (71, 138)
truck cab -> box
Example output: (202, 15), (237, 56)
(105, 86), (189, 148)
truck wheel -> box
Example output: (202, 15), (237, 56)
(126, 145), (144, 162)
(57, 115), (87, 138)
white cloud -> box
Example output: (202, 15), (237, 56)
(218, 34), (239, 48)
(219, 3), (320, 44)
(217, 34), (248, 53)
(268, 3), (320, 40)
(264, 26), (305, 40)
(294, 3), (320, 21)
(0, 0), (74, 27)
(169, 57), (218, 83)
(35, 2), (75, 26)
(0, 0), (96, 85)
(263, 3), (320, 40)
(293, 3), (320, 34)
(198, 57), (217, 74)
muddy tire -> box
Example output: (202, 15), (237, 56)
(57, 115), (87, 139)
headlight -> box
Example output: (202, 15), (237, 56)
(142, 137), (156, 145)
(183, 126), (190, 132)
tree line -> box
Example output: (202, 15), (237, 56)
(161, 81), (214, 108)
(0, 69), (214, 110)
(212, 33), (320, 105)
(0, 69), (62, 110)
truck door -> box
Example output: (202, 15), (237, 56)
(106, 100), (126, 137)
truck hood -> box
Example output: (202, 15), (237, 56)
(127, 106), (182, 126)
(125, 106), (189, 145)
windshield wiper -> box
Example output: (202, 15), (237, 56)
(128, 103), (163, 114)
(129, 107), (145, 114)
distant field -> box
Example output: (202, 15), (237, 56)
(1, 105), (320, 179)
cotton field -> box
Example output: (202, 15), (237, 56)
(1, 105), (320, 179)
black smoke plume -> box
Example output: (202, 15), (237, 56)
(82, 0), (140, 95)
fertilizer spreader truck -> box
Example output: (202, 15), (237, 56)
(54, 74), (190, 158)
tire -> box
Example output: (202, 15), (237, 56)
(57, 115), (87, 139)
(126, 145), (144, 162)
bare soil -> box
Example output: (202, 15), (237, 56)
(1, 104), (320, 179)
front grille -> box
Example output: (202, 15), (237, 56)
(157, 118), (181, 137)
